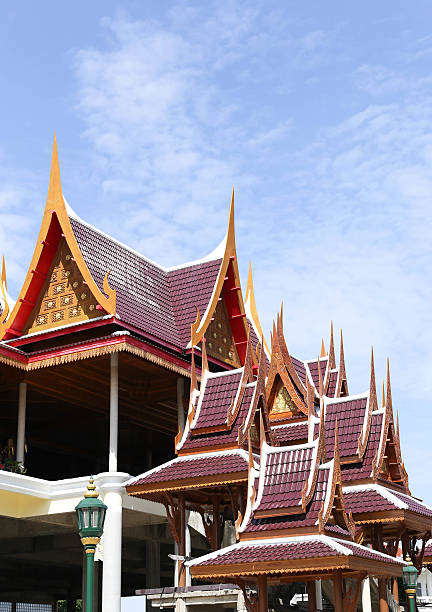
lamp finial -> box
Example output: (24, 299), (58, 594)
(84, 476), (99, 498)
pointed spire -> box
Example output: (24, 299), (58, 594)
(386, 358), (392, 412)
(46, 133), (63, 207)
(201, 335), (209, 374)
(396, 410), (400, 442)
(1, 256), (6, 291)
(246, 262), (253, 303)
(369, 347), (378, 412)
(320, 339), (326, 358)
(336, 329), (348, 397)
(328, 321), (336, 369)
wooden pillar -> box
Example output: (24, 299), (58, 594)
(258, 575), (268, 612)
(213, 496), (221, 549)
(333, 570), (343, 612)
(392, 577), (399, 603)
(378, 578), (389, 612)
(178, 493), (186, 587)
(307, 581), (317, 612)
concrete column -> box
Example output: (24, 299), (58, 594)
(315, 580), (323, 610)
(307, 581), (317, 611)
(427, 568), (432, 596)
(361, 577), (372, 612)
(109, 353), (119, 472)
(16, 381), (27, 464)
(146, 531), (160, 588)
(177, 377), (185, 432)
(101, 473), (127, 612)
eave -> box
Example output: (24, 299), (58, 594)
(126, 471), (248, 497)
(189, 555), (402, 580)
(0, 332), (195, 377)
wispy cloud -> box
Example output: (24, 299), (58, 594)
(69, 6), (432, 497)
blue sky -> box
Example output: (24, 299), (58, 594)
(1, 1), (432, 499)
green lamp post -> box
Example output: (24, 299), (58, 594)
(402, 553), (419, 612)
(75, 477), (107, 612)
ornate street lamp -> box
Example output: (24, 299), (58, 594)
(402, 553), (419, 612)
(75, 477), (107, 612)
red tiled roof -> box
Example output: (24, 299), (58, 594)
(291, 357), (307, 386)
(341, 411), (383, 482)
(192, 370), (243, 430)
(70, 217), (221, 349)
(307, 358), (327, 390)
(272, 422), (308, 445)
(187, 535), (405, 569)
(325, 396), (367, 460)
(343, 485), (432, 520)
(254, 443), (316, 512)
(391, 490), (432, 518)
(327, 370), (338, 398)
(180, 383), (255, 452)
(343, 488), (397, 514)
(244, 464), (330, 533)
(126, 449), (249, 488)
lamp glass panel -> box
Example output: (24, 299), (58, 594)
(83, 509), (90, 529)
(91, 509), (99, 528)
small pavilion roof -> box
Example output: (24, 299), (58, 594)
(187, 534), (405, 580)
(125, 448), (254, 498)
(344, 484), (432, 522)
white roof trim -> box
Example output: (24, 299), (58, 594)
(186, 533), (407, 567)
(125, 448), (256, 486)
(175, 388), (201, 452)
(315, 461), (334, 525)
(65, 195), (225, 273)
(343, 483), (407, 510)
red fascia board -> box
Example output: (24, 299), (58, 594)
(223, 261), (247, 364)
(0, 345), (27, 364)
(26, 334), (194, 373)
(8, 316), (116, 348)
(6, 215), (62, 340)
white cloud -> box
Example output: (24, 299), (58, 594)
(67, 6), (432, 500)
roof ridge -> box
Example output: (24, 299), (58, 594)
(66, 197), (225, 274)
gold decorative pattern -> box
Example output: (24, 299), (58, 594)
(0, 136), (116, 340)
(271, 385), (297, 415)
(24, 238), (100, 334)
(206, 298), (240, 367)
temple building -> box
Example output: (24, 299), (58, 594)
(0, 138), (431, 612)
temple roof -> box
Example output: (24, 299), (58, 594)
(125, 448), (254, 497)
(70, 213), (222, 349)
(187, 534), (405, 578)
(344, 484), (432, 520)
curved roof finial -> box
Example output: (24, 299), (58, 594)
(320, 339), (326, 358)
(46, 133), (63, 208)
